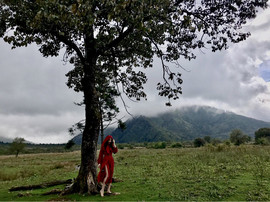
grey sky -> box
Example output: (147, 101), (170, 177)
(0, 7), (270, 143)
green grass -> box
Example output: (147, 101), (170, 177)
(1, 145), (270, 201)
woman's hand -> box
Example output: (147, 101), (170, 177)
(98, 164), (100, 168)
(113, 139), (116, 148)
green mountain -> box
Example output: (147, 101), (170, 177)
(0, 136), (33, 144)
(111, 106), (270, 143)
(72, 106), (270, 143)
(71, 127), (115, 145)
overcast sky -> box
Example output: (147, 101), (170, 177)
(1, 7), (270, 143)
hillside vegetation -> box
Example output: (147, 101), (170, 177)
(1, 146), (270, 201)
(73, 106), (270, 144)
(112, 106), (270, 143)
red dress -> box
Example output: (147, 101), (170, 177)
(97, 135), (118, 184)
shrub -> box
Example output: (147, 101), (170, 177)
(153, 142), (167, 149)
(205, 144), (216, 152)
(65, 140), (75, 150)
(193, 138), (206, 147)
(256, 137), (270, 145)
(117, 144), (125, 149)
(203, 136), (211, 143)
(224, 140), (231, 146)
(171, 142), (183, 148)
(216, 144), (227, 152)
(255, 128), (270, 144)
(229, 129), (250, 146)
(127, 144), (134, 149)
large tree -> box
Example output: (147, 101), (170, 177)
(229, 129), (250, 146)
(255, 128), (270, 143)
(0, 0), (267, 194)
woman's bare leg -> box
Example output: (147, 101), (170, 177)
(100, 165), (109, 197)
(107, 183), (112, 194)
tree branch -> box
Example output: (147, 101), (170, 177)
(99, 26), (134, 55)
(54, 33), (85, 65)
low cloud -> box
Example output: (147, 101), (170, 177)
(0, 111), (83, 143)
(0, 41), (84, 143)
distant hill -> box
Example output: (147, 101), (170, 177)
(71, 127), (115, 145)
(0, 136), (33, 144)
(0, 136), (13, 143)
(72, 106), (270, 143)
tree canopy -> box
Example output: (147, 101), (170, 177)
(1, 0), (268, 106)
(255, 128), (270, 143)
(9, 137), (26, 157)
(229, 129), (250, 146)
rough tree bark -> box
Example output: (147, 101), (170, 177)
(63, 35), (101, 194)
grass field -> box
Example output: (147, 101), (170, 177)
(1, 145), (270, 201)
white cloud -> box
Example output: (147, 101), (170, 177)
(0, 41), (84, 143)
(120, 7), (270, 122)
(0, 111), (83, 143)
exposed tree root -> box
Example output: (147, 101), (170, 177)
(9, 179), (72, 192)
(60, 177), (122, 195)
(42, 189), (63, 195)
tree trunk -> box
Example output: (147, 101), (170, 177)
(71, 119), (100, 194)
(63, 42), (101, 194)
(100, 105), (104, 143)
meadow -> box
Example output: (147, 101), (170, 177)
(1, 145), (270, 201)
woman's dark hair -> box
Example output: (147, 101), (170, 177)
(104, 138), (113, 150)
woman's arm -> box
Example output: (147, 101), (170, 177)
(112, 139), (118, 153)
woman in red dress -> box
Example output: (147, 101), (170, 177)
(97, 135), (118, 197)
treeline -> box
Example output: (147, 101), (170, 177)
(193, 128), (270, 148)
(0, 141), (81, 156)
(115, 127), (270, 150)
(2, 128), (269, 156)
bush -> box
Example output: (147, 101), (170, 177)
(65, 140), (75, 150)
(193, 138), (206, 147)
(229, 129), (250, 146)
(205, 144), (216, 152)
(216, 144), (227, 152)
(224, 140), (231, 146)
(127, 144), (134, 149)
(143, 142), (148, 147)
(171, 142), (183, 148)
(153, 142), (167, 149)
(255, 128), (270, 144)
(203, 136), (211, 143)
(117, 144), (125, 149)
(256, 137), (270, 145)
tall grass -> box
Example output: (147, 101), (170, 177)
(0, 146), (270, 201)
